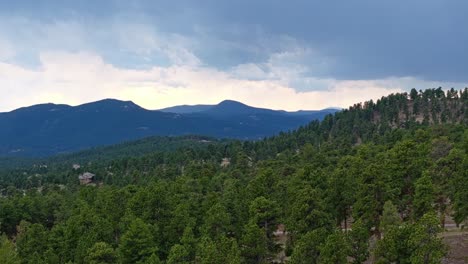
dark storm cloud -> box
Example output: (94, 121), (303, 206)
(189, 0), (468, 82)
(1, 0), (467, 82)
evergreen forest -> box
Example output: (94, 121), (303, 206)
(1, 88), (467, 263)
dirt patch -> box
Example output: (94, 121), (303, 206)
(273, 227), (289, 263)
(442, 230), (468, 264)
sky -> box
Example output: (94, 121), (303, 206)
(0, 0), (467, 112)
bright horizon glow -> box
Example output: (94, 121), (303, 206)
(0, 50), (407, 112)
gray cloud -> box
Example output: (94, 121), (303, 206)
(188, 0), (468, 82)
(1, 0), (467, 84)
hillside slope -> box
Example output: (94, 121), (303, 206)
(251, 87), (468, 159)
(0, 88), (466, 263)
(0, 89), (468, 263)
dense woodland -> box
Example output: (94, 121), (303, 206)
(0, 88), (467, 263)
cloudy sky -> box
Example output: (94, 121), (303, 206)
(0, 0), (466, 112)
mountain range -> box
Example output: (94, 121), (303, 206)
(0, 99), (338, 156)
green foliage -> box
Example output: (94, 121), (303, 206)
(451, 154), (468, 225)
(287, 186), (332, 237)
(0, 234), (21, 264)
(167, 244), (190, 264)
(319, 230), (349, 264)
(197, 236), (241, 264)
(375, 224), (414, 264)
(248, 196), (279, 252)
(409, 212), (446, 264)
(226, 240), (242, 264)
(353, 163), (390, 237)
(85, 242), (117, 264)
(202, 202), (231, 239)
(327, 156), (358, 229)
(413, 173), (435, 219)
(381, 200), (401, 233)
(143, 253), (162, 264)
(118, 218), (157, 264)
(290, 228), (329, 264)
(240, 222), (269, 263)
(347, 219), (370, 264)
(179, 226), (197, 259)
(376, 212), (446, 264)
(16, 221), (48, 264)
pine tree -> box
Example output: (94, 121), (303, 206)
(375, 224), (414, 263)
(409, 212), (446, 264)
(248, 196), (279, 253)
(85, 242), (118, 264)
(319, 230), (349, 264)
(289, 228), (329, 264)
(167, 244), (190, 264)
(381, 200), (401, 233)
(240, 222), (269, 263)
(347, 219), (370, 264)
(118, 218), (157, 264)
(0, 234), (21, 264)
(16, 221), (49, 263)
(413, 173), (435, 219)
(202, 202), (231, 240)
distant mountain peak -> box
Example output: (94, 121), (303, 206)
(82, 98), (137, 106)
(217, 99), (247, 106)
(215, 100), (250, 109)
(204, 100), (265, 116)
(76, 98), (143, 112)
(158, 104), (213, 114)
(9, 103), (72, 114)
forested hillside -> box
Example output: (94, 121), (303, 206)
(0, 88), (467, 263)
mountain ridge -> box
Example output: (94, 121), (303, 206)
(159, 100), (340, 115)
(0, 98), (338, 156)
